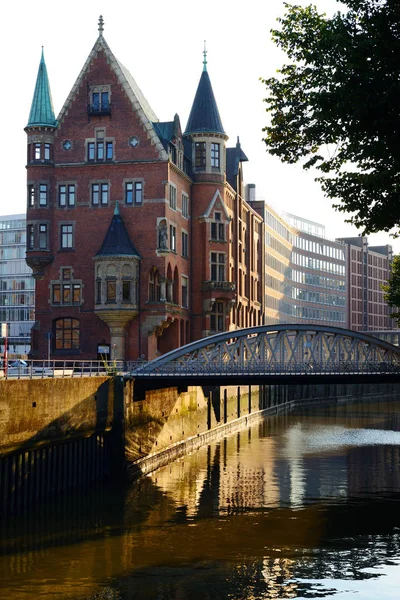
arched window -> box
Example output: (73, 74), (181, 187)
(54, 318), (80, 350)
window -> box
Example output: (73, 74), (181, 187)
(44, 143), (51, 161)
(34, 144), (41, 160)
(170, 225), (177, 252)
(195, 142), (206, 168)
(52, 284), (61, 304)
(55, 318), (80, 350)
(182, 231), (188, 258)
(51, 269), (81, 306)
(96, 280), (102, 303)
(39, 224), (48, 249)
(169, 184), (177, 210)
(211, 212), (225, 241)
(27, 225), (34, 249)
(182, 277), (188, 308)
(61, 224), (73, 249)
(59, 184), (76, 207)
(92, 183), (109, 205)
(28, 185), (35, 207)
(211, 252), (225, 281)
(107, 280), (116, 302)
(211, 143), (220, 168)
(182, 193), (189, 218)
(122, 280), (131, 302)
(39, 184), (48, 207)
(90, 89), (110, 114)
(210, 301), (225, 332)
(125, 181), (143, 205)
(149, 269), (161, 302)
(88, 140), (113, 161)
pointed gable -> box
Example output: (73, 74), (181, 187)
(96, 205), (141, 258)
(26, 49), (57, 128)
(203, 190), (231, 221)
(56, 29), (168, 160)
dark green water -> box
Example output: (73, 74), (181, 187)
(2, 397), (400, 599)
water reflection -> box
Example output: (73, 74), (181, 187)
(2, 398), (400, 598)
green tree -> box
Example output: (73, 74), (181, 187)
(382, 254), (400, 324)
(262, 0), (400, 235)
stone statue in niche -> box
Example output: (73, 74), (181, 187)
(158, 221), (168, 249)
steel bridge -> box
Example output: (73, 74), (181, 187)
(130, 325), (400, 391)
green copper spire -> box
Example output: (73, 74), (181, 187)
(26, 48), (57, 128)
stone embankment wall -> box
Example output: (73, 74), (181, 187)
(0, 376), (112, 455)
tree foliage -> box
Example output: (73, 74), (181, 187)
(262, 0), (400, 235)
(382, 254), (400, 324)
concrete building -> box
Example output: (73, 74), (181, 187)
(0, 214), (35, 356)
(25, 18), (262, 361)
(338, 237), (396, 332)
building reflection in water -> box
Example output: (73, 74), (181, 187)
(2, 401), (400, 599)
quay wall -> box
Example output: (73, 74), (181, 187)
(0, 376), (113, 455)
(0, 377), (399, 516)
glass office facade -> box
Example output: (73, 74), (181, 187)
(0, 215), (35, 356)
(264, 207), (347, 326)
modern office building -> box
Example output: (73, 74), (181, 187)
(0, 214), (35, 356)
(249, 198), (347, 327)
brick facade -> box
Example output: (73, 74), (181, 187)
(26, 26), (263, 361)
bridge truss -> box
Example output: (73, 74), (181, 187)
(131, 325), (400, 379)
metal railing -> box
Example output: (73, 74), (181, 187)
(0, 360), (127, 380)
(2, 358), (400, 380)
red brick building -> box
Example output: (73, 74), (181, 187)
(25, 18), (263, 361)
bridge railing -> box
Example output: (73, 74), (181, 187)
(0, 359), (128, 379)
(2, 358), (400, 380)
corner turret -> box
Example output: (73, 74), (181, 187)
(184, 44), (227, 181)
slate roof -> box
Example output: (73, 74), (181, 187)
(96, 205), (141, 258)
(26, 49), (57, 128)
(184, 70), (225, 136)
(226, 137), (249, 179)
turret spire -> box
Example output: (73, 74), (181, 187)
(26, 48), (57, 128)
(184, 45), (225, 136)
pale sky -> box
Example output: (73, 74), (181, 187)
(3, 0), (399, 252)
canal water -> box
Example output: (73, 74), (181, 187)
(1, 395), (400, 599)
